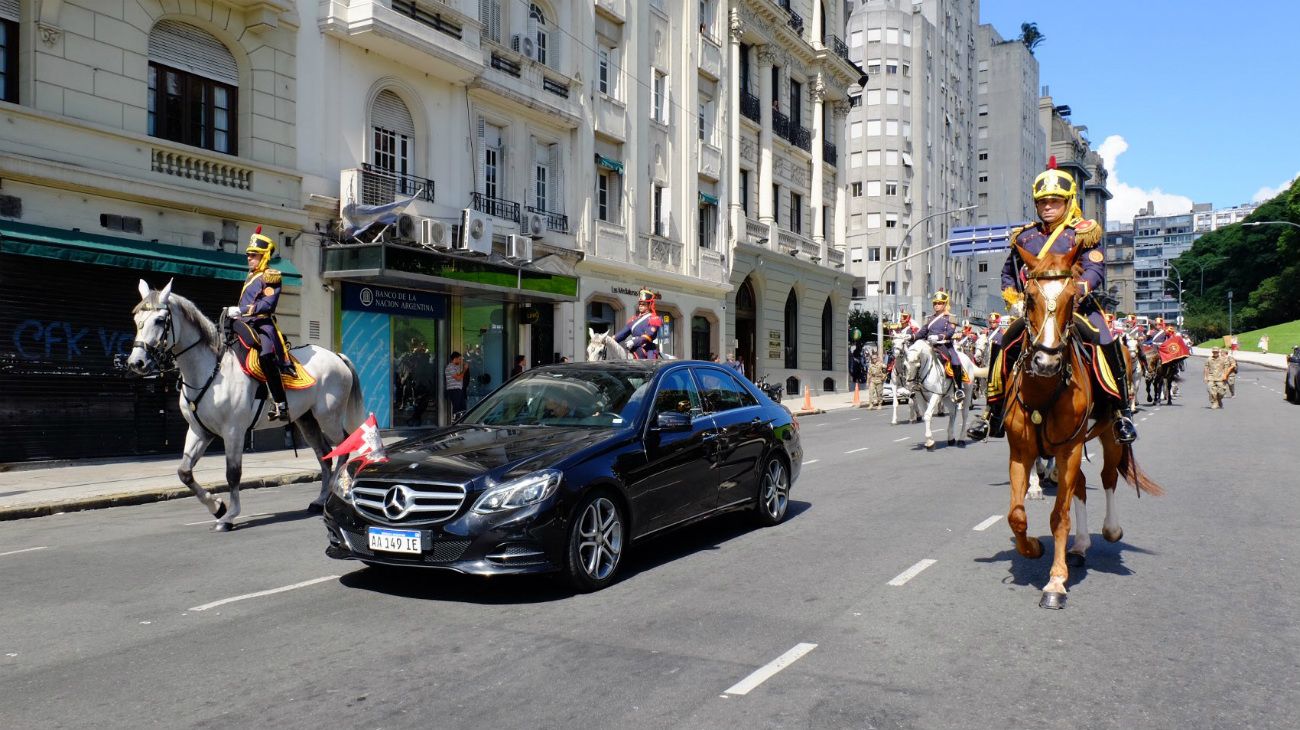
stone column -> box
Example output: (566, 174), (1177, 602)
(728, 10), (744, 252)
(833, 100), (852, 264)
(757, 47), (777, 226)
(811, 74), (826, 258)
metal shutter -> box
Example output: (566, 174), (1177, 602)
(147, 20), (238, 84)
(0, 0), (19, 22)
(371, 90), (415, 136)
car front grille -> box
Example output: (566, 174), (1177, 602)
(350, 478), (467, 526)
(341, 528), (470, 563)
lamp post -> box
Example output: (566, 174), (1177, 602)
(876, 236), (961, 357)
(1228, 289), (1234, 337)
(1243, 221), (1300, 230)
(890, 205), (977, 318)
(1184, 256), (1225, 296)
(1166, 262), (1184, 324)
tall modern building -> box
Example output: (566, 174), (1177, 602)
(1194, 202), (1258, 232)
(1132, 204), (1199, 321)
(1039, 89), (1110, 225)
(724, 0), (859, 392)
(843, 0), (979, 321)
(974, 23), (1043, 226)
(1106, 224), (1136, 314)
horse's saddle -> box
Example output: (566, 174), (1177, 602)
(228, 329), (316, 389)
(1076, 341), (1122, 399)
(931, 347), (970, 383)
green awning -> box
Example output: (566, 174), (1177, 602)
(699, 192), (720, 206)
(0, 219), (302, 284)
(595, 153), (624, 173)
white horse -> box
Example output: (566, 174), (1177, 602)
(901, 340), (984, 450)
(585, 328), (677, 361)
(889, 336), (925, 425)
(127, 280), (366, 531)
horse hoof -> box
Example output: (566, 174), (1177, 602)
(1039, 591), (1067, 610)
(1103, 527), (1124, 543)
(1066, 553), (1086, 568)
(212, 501), (227, 520)
(925, 442), (935, 452)
(306, 501), (324, 515)
(957, 440), (966, 448)
(211, 521), (234, 533)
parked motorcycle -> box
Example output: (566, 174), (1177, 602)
(754, 374), (784, 404)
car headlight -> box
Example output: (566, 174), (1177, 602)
(330, 460), (361, 501)
(472, 469), (563, 514)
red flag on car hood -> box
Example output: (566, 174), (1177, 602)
(1158, 336), (1190, 365)
(323, 413), (387, 466)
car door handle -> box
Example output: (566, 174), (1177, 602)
(701, 431), (722, 443)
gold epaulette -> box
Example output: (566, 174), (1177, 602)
(262, 269), (282, 285)
(1073, 219), (1103, 249)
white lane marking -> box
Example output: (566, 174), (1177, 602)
(1140, 417), (1148, 422)
(0, 546), (49, 558)
(814, 423), (829, 427)
(184, 512), (273, 526)
(887, 559), (937, 586)
(723, 643), (818, 696)
(845, 447), (870, 454)
(973, 515), (1002, 531)
(850, 417), (861, 421)
(803, 459), (820, 465)
(893, 437), (910, 442)
(188, 575), (339, 612)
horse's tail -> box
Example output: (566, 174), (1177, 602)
(339, 353), (366, 432)
(1118, 444), (1165, 497)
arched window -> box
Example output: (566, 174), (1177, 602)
(784, 290), (799, 369)
(821, 298), (833, 370)
(147, 20), (238, 154)
(530, 3), (550, 67)
(370, 90), (415, 177)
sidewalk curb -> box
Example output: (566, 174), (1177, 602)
(0, 471), (319, 522)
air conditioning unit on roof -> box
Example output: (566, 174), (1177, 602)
(420, 218), (451, 249)
(522, 211), (545, 238)
(511, 34), (537, 60)
(458, 208), (494, 255)
(508, 235), (533, 262)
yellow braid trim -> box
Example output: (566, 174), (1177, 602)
(263, 269), (282, 285)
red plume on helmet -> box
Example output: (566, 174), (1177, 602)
(637, 288), (658, 315)
(1048, 155), (1057, 169)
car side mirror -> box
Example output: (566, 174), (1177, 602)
(654, 412), (692, 432)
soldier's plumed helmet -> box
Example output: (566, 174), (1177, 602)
(637, 288), (656, 303)
(1032, 167), (1077, 201)
(931, 291), (950, 304)
(246, 226), (275, 258)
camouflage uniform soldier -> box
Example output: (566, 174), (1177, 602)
(867, 355), (887, 409)
(1223, 348), (1238, 397)
(1204, 348), (1231, 409)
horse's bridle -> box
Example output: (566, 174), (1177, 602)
(1019, 269), (1077, 362)
(1011, 268), (1093, 451)
(133, 303), (202, 373)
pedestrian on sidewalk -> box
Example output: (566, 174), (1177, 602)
(1259, 335), (1270, 354)
(1223, 348), (1238, 397)
(866, 354), (886, 409)
(1204, 348), (1231, 409)
(445, 351), (468, 420)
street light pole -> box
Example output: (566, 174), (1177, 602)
(876, 236), (962, 357)
(1243, 221), (1300, 231)
(1166, 262), (1184, 324)
(1228, 289), (1234, 337)
(890, 205), (977, 321)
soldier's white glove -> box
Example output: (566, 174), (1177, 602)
(928, 335), (940, 343)
(226, 306), (242, 319)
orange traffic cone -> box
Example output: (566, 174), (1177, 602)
(803, 385), (813, 412)
(853, 382), (861, 406)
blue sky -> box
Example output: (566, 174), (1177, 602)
(980, 0), (1300, 221)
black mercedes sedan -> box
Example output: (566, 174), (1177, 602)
(323, 360), (802, 591)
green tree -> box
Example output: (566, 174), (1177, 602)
(1019, 22), (1046, 54)
(848, 308), (878, 342)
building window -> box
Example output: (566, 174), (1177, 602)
(698, 200), (717, 248)
(653, 184), (665, 236)
(479, 121), (504, 199)
(791, 193), (802, 234)
(534, 160), (549, 212)
(978, 151), (988, 161)
(884, 182), (898, 196)
(530, 4), (550, 66)
(978, 174), (988, 184)
(868, 247), (881, 261)
(886, 246), (897, 261)
(866, 181), (881, 197)
(789, 79), (802, 127)
(652, 70), (667, 122)
(851, 247), (863, 263)
(0, 18), (17, 104)
(597, 46), (613, 95)
(978, 261), (989, 273)
(371, 90), (415, 176)
(784, 290), (798, 369)
(148, 63), (238, 154)
(740, 169), (750, 216)
(772, 184), (780, 224)
(867, 213), (881, 229)
(480, 0), (501, 42)
(596, 171), (610, 221)
(885, 214), (898, 229)
(885, 281), (896, 295)
(821, 299), (833, 371)
(851, 182), (862, 197)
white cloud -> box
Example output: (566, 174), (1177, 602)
(1098, 135), (1194, 226)
(1251, 172), (1299, 203)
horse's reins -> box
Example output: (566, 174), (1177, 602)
(136, 303), (225, 433)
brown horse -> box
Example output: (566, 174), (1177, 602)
(1002, 244), (1164, 609)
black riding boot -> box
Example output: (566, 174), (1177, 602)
(259, 352), (290, 421)
(1102, 341), (1137, 443)
(950, 361), (965, 403)
(968, 339), (1005, 440)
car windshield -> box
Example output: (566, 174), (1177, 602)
(461, 367), (652, 428)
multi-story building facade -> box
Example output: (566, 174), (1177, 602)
(724, 0), (859, 392)
(0, 0), (305, 460)
(1132, 206), (1199, 321)
(1039, 89), (1110, 225)
(974, 24), (1042, 226)
(843, 0), (979, 322)
(1105, 224), (1136, 314)
(1194, 201), (1257, 233)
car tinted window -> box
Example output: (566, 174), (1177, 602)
(652, 370), (704, 418)
(464, 368), (650, 427)
(694, 368), (759, 413)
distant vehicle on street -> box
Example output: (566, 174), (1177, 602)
(323, 361), (803, 592)
(882, 382), (911, 404)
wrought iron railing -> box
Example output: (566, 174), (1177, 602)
(542, 76), (569, 98)
(490, 53), (521, 78)
(741, 91), (760, 122)
(822, 140), (837, 166)
(787, 11), (804, 35)
(830, 35), (850, 62)
(360, 163), (435, 204)
(791, 125), (812, 151)
(771, 110), (791, 141)
(391, 0), (463, 40)
(472, 192), (520, 222)
(526, 206), (569, 233)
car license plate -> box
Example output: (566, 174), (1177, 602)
(367, 527), (421, 554)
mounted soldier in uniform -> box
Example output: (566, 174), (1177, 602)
(968, 159), (1138, 444)
(911, 291), (965, 400)
(612, 288), (664, 360)
(228, 226), (291, 420)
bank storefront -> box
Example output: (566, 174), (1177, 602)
(0, 220), (303, 462)
(323, 241), (579, 428)
(578, 258), (730, 362)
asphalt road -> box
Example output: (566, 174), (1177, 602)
(2, 359), (1296, 729)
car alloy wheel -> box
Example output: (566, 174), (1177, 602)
(754, 457), (789, 526)
(566, 493), (625, 591)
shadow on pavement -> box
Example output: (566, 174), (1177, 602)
(233, 508), (321, 530)
(976, 537), (1158, 591)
